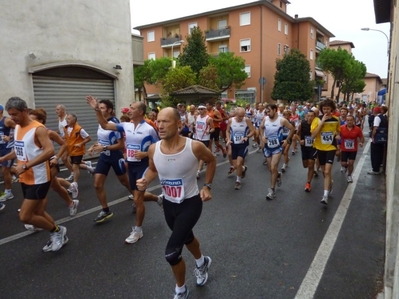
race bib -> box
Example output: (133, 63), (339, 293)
(233, 132), (244, 144)
(267, 137), (280, 148)
(321, 132), (333, 145)
(98, 139), (111, 156)
(304, 136), (313, 147)
(344, 139), (355, 150)
(126, 144), (141, 162)
(161, 179), (185, 202)
(14, 140), (27, 161)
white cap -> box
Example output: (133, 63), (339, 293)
(198, 105), (206, 109)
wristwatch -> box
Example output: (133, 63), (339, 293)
(203, 183), (212, 190)
(103, 145), (108, 151)
(22, 164), (28, 170)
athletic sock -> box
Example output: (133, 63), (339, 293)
(195, 255), (204, 267)
(175, 284), (186, 294)
(236, 176), (241, 183)
(323, 190), (329, 196)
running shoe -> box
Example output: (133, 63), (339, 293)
(50, 226), (67, 251)
(42, 235), (68, 253)
(266, 188), (275, 200)
(252, 143), (258, 148)
(24, 224), (43, 231)
(174, 287), (189, 299)
(277, 172), (282, 187)
(94, 210), (113, 223)
(234, 181), (241, 190)
(65, 173), (74, 181)
(69, 182), (79, 199)
(305, 182), (311, 192)
(227, 167), (235, 176)
(0, 203), (5, 211)
(347, 175), (353, 183)
(241, 166), (248, 178)
(128, 194), (134, 200)
(69, 200), (79, 216)
(321, 195), (328, 205)
(0, 192), (14, 202)
(125, 227), (143, 244)
(157, 194), (164, 210)
(340, 166), (347, 174)
(194, 256), (212, 286)
(329, 179), (334, 195)
(292, 150), (296, 156)
(367, 170), (381, 175)
(281, 165), (286, 173)
(314, 170), (319, 177)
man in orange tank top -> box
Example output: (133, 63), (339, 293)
(0, 97), (68, 252)
(206, 102), (226, 158)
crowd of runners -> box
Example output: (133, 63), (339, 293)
(0, 95), (387, 299)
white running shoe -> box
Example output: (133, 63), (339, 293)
(70, 182), (79, 199)
(347, 175), (353, 183)
(50, 226), (67, 251)
(69, 199), (79, 216)
(194, 256), (212, 286)
(65, 173), (74, 181)
(125, 227), (143, 244)
(128, 194), (134, 200)
(321, 195), (328, 205)
(0, 203), (5, 211)
(24, 224), (43, 231)
(42, 235), (69, 253)
(0, 192), (14, 202)
(266, 188), (276, 200)
(174, 287), (189, 299)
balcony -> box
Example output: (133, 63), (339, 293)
(210, 48), (230, 57)
(316, 40), (326, 51)
(205, 27), (231, 42)
(161, 35), (183, 47)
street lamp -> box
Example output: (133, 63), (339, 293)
(361, 28), (389, 56)
(171, 40), (184, 68)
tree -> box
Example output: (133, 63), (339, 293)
(179, 27), (210, 77)
(340, 59), (367, 101)
(271, 48), (314, 102)
(198, 65), (219, 91)
(209, 52), (247, 92)
(317, 47), (353, 100)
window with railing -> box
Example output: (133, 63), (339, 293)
(277, 43), (281, 55)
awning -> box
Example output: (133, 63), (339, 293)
(315, 70), (324, 77)
(378, 88), (387, 95)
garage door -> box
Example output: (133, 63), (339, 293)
(33, 76), (115, 155)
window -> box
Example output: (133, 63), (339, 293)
(218, 19), (227, 29)
(244, 65), (251, 78)
(277, 43), (281, 55)
(310, 49), (314, 60)
(240, 39), (251, 52)
(310, 28), (314, 39)
(284, 45), (290, 54)
(240, 12), (251, 26)
(188, 22), (197, 33)
(148, 52), (156, 60)
(147, 31), (155, 42)
(278, 19), (281, 31)
(219, 45), (229, 53)
(284, 23), (288, 35)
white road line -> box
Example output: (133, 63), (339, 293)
(294, 140), (371, 299)
(0, 158), (233, 246)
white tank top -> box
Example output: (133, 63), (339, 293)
(230, 117), (249, 144)
(263, 116), (284, 149)
(195, 115), (210, 141)
(154, 138), (199, 204)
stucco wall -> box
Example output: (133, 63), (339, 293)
(0, 0), (133, 110)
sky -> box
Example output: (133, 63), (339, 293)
(130, 0), (390, 79)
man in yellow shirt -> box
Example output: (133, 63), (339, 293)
(311, 99), (341, 205)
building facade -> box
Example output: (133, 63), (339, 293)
(0, 0), (134, 146)
(134, 0), (334, 104)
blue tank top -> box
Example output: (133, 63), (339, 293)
(0, 117), (11, 149)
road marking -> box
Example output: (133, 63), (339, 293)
(0, 157), (235, 246)
(294, 140), (371, 299)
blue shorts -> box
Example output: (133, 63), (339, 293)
(231, 144), (248, 160)
(0, 148), (14, 167)
(127, 162), (148, 191)
(95, 155), (126, 176)
(263, 146), (283, 158)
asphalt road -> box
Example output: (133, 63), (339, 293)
(0, 139), (385, 299)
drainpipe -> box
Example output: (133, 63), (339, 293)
(260, 4), (263, 103)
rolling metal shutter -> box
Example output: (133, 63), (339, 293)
(33, 76), (115, 156)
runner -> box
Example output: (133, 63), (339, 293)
(206, 102), (226, 158)
(136, 107), (215, 299)
(226, 108), (237, 176)
(280, 110), (294, 173)
(225, 107), (255, 190)
(0, 97), (67, 252)
(290, 103), (300, 155)
(28, 108), (79, 218)
(259, 104), (295, 200)
(194, 104), (214, 179)
(253, 103), (266, 151)
(297, 110), (317, 191)
(339, 114), (364, 183)
(311, 99), (341, 205)
(55, 105), (74, 181)
(87, 96), (159, 244)
(0, 104), (16, 203)
(87, 99), (133, 223)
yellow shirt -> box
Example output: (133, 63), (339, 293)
(311, 116), (340, 151)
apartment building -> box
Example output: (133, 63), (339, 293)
(134, 0), (334, 103)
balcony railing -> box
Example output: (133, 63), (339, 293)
(161, 35), (183, 47)
(316, 40), (326, 51)
(205, 27), (231, 41)
(210, 48), (230, 57)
